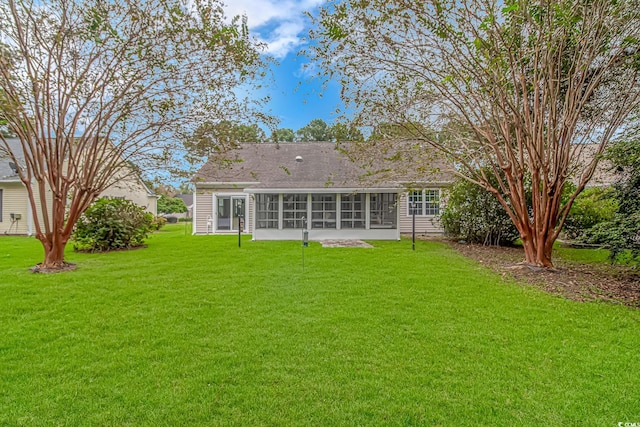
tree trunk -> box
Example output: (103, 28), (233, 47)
(38, 233), (69, 270)
(519, 227), (555, 268)
(40, 236), (69, 269)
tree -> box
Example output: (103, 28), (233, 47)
(309, 0), (640, 267)
(157, 196), (188, 214)
(270, 128), (295, 142)
(330, 122), (364, 142)
(296, 118), (333, 142)
(0, 0), (266, 270)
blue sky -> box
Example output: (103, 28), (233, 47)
(223, 0), (343, 132)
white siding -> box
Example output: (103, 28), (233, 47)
(398, 193), (444, 234)
(0, 183), (30, 235)
(194, 192), (214, 234)
(102, 179), (157, 214)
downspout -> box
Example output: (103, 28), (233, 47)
(397, 192), (401, 241)
(26, 184), (33, 236)
(250, 194), (255, 241)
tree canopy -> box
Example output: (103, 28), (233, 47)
(310, 0), (640, 267)
(270, 128), (295, 142)
(0, 0), (267, 270)
(296, 119), (333, 142)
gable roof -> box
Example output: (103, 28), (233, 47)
(0, 139), (25, 181)
(0, 138), (156, 196)
(193, 142), (453, 191)
(177, 193), (193, 207)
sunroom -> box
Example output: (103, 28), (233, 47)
(249, 190), (400, 240)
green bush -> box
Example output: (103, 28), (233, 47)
(440, 178), (520, 246)
(563, 187), (618, 240)
(72, 197), (154, 252)
(151, 215), (167, 231)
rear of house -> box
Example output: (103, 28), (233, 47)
(192, 142), (450, 241)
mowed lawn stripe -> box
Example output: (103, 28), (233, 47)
(1, 225), (638, 426)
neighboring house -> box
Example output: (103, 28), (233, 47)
(575, 144), (618, 188)
(193, 142), (453, 241)
(177, 194), (194, 218)
(0, 138), (158, 236)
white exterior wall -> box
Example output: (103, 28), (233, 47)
(0, 182), (30, 235)
(194, 187), (402, 240)
(103, 179), (157, 215)
(0, 176), (154, 236)
(252, 227), (399, 241)
(194, 192), (214, 234)
(398, 192), (444, 234)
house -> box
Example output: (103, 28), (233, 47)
(177, 194), (194, 218)
(192, 142), (453, 240)
(0, 138), (158, 236)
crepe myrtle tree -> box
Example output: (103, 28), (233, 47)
(309, 0), (640, 267)
(0, 0), (267, 270)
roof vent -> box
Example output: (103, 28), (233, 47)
(295, 155), (303, 162)
(9, 162), (18, 174)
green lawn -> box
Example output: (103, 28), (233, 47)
(1, 225), (639, 426)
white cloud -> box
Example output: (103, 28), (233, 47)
(223, 0), (323, 58)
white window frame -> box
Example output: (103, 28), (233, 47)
(407, 189), (440, 217)
(370, 193), (397, 229)
(340, 193), (365, 229)
(311, 194), (337, 229)
(282, 193), (308, 229)
(255, 193), (279, 229)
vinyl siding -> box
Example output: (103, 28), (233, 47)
(0, 183), (30, 234)
(103, 178), (157, 215)
(194, 192), (214, 234)
(398, 192), (444, 234)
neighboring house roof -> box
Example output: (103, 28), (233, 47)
(0, 138), (157, 195)
(194, 142), (453, 190)
(0, 139), (25, 181)
(177, 194), (193, 207)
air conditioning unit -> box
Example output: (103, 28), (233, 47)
(10, 213), (21, 220)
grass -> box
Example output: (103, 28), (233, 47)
(1, 225), (639, 426)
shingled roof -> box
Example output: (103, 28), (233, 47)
(193, 142), (452, 190)
(0, 139), (24, 181)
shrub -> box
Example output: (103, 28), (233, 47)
(583, 212), (640, 262)
(563, 187), (618, 240)
(151, 215), (167, 231)
(440, 178), (520, 246)
(72, 197), (154, 252)
(571, 138), (640, 263)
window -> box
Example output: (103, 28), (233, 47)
(408, 189), (440, 216)
(370, 193), (397, 229)
(255, 194), (279, 229)
(311, 194), (336, 229)
(283, 194), (307, 229)
(341, 193), (365, 229)
(408, 191), (423, 215)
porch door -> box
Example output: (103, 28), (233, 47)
(232, 197), (245, 231)
(217, 196), (245, 231)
